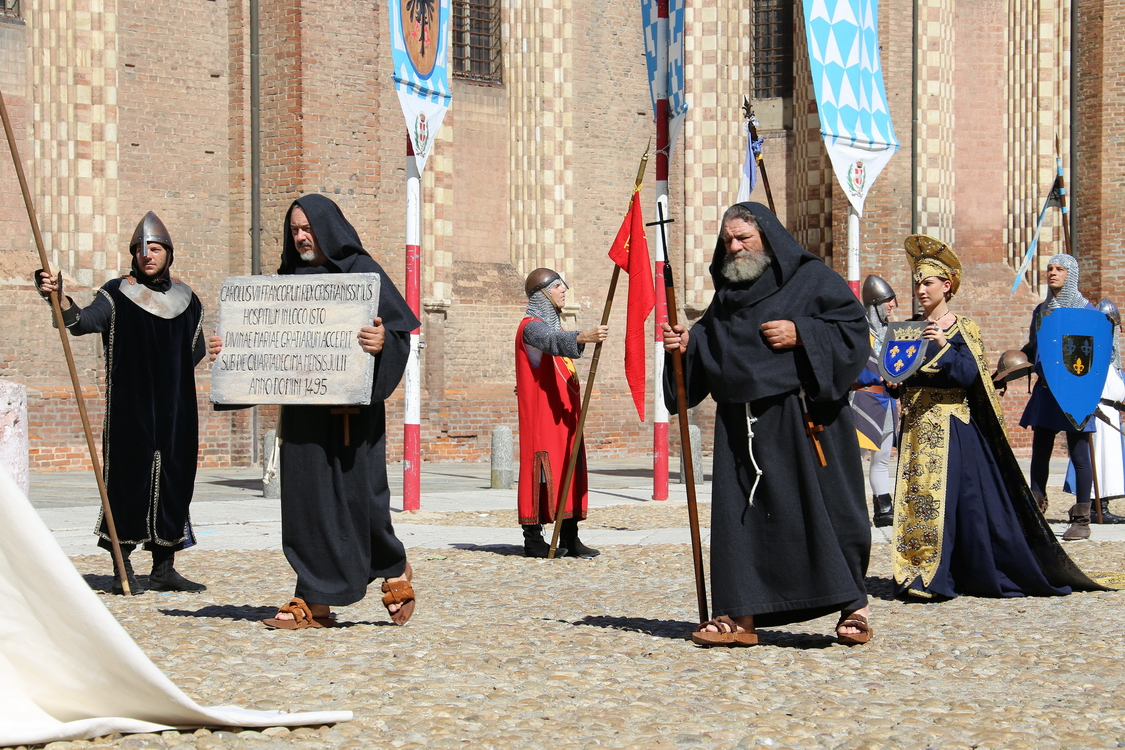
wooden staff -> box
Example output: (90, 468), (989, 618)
(548, 147), (650, 559)
(655, 201), (709, 624)
(743, 98), (776, 214)
(0, 87), (133, 594)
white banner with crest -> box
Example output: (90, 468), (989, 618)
(389, 0), (452, 173)
(803, 0), (899, 215)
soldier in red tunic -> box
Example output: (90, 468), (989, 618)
(515, 268), (608, 558)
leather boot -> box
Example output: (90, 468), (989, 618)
(110, 545), (142, 596)
(560, 518), (600, 558)
(872, 494), (894, 528)
(523, 524), (567, 558)
(1032, 489), (1049, 514)
(1062, 503), (1092, 541)
(149, 548), (207, 592)
(1092, 499), (1125, 524)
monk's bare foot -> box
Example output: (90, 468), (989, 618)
(836, 606), (870, 637)
(273, 601), (331, 622)
(698, 614), (755, 636)
(382, 560), (415, 624)
(836, 606), (873, 644)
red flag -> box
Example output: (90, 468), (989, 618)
(608, 190), (655, 421)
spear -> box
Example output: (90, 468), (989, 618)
(548, 145), (651, 559)
(0, 87), (133, 595)
(653, 200), (708, 624)
(1054, 133), (1071, 252)
(743, 98), (776, 214)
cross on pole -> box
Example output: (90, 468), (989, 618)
(645, 203), (675, 259)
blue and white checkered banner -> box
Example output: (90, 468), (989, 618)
(389, 0), (452, 173)
(641, 0), (689, 159)
(803, 0), (899, 215)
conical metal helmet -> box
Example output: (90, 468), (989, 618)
(129, 211), (173, 256)
(861, 274), (895, 308)
(1097, 298), (1121, 327)
(524, 268), (566, 298)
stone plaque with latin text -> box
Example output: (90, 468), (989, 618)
(210, 273), (381, 405)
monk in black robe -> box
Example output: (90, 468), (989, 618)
(662, 202), (872, 646)
(209, 194), (420, 628)
(36, 212), (207, 595)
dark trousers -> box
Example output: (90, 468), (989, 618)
(1030, 427), (1092, 505)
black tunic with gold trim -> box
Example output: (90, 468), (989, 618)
(62, 276), (205, 551)
(892, 316), (1102, 599)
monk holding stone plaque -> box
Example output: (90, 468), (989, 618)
(208, 194), (420, 628)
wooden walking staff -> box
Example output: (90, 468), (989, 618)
(547, 147), (651, 559)
(0, 87), (133, 595)
(653, 201), (709, 624)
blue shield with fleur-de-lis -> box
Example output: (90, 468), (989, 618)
(1036, 306), (1113, 430)
(878, 321), (931, 384)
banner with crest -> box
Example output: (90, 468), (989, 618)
(802, 0), (899, 214)
(388, 0), (452, 172)
(640, 0), (689, 157)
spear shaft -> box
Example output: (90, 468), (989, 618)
(0, 86), (132, 595)
(651, 199), (708, 623)
(548, 147), (650, 559)
(744, 98), (776, 214)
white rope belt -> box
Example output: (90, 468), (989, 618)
(744, 403), (764, 506)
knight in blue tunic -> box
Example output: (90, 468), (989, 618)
(1019, 254), (1098, 540)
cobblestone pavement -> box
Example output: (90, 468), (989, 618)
(17, 460), (1125, 749)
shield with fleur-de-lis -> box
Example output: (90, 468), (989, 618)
(878, 321), (931, 384)
(1036, 306), (1113, 430)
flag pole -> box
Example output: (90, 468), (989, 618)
(548, 147), (651, 559)
(655, 202), (708, 623)
(403, 136), (421, 511)
(0, 87), (133, 595)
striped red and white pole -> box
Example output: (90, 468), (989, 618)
(404, 137), (422, 511)
(651, 0), (670, 501)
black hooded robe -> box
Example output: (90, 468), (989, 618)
(666, 203), (871, 627)
(277, 194), (420, 607)
(60, 275), (205, 552)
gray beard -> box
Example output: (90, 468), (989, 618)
(721, 250), (772, 283)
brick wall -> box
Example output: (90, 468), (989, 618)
(5, 0), (1121, 472)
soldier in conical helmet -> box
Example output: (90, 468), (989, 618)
(515, 268), (609, 558)
(851, 274), (898, 527)
(35, 211), (208, 594)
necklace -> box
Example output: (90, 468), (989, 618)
(925, 310), (952, 326)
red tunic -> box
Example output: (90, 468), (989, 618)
(515, 317), (589, 524)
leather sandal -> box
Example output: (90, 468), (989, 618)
(263, 597), (334, 629)
(381, 561), (416, 626)
(836, 611), (873, 645)
(691, 615), (758, 647)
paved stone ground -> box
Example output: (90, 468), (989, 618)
(16, 459), (1125, 749)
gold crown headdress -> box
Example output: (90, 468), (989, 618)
(904, 234), (962, 298)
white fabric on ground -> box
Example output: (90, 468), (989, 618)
(0, 468), (351, 746)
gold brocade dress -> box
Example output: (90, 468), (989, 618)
(892, 316), (1096, 599)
